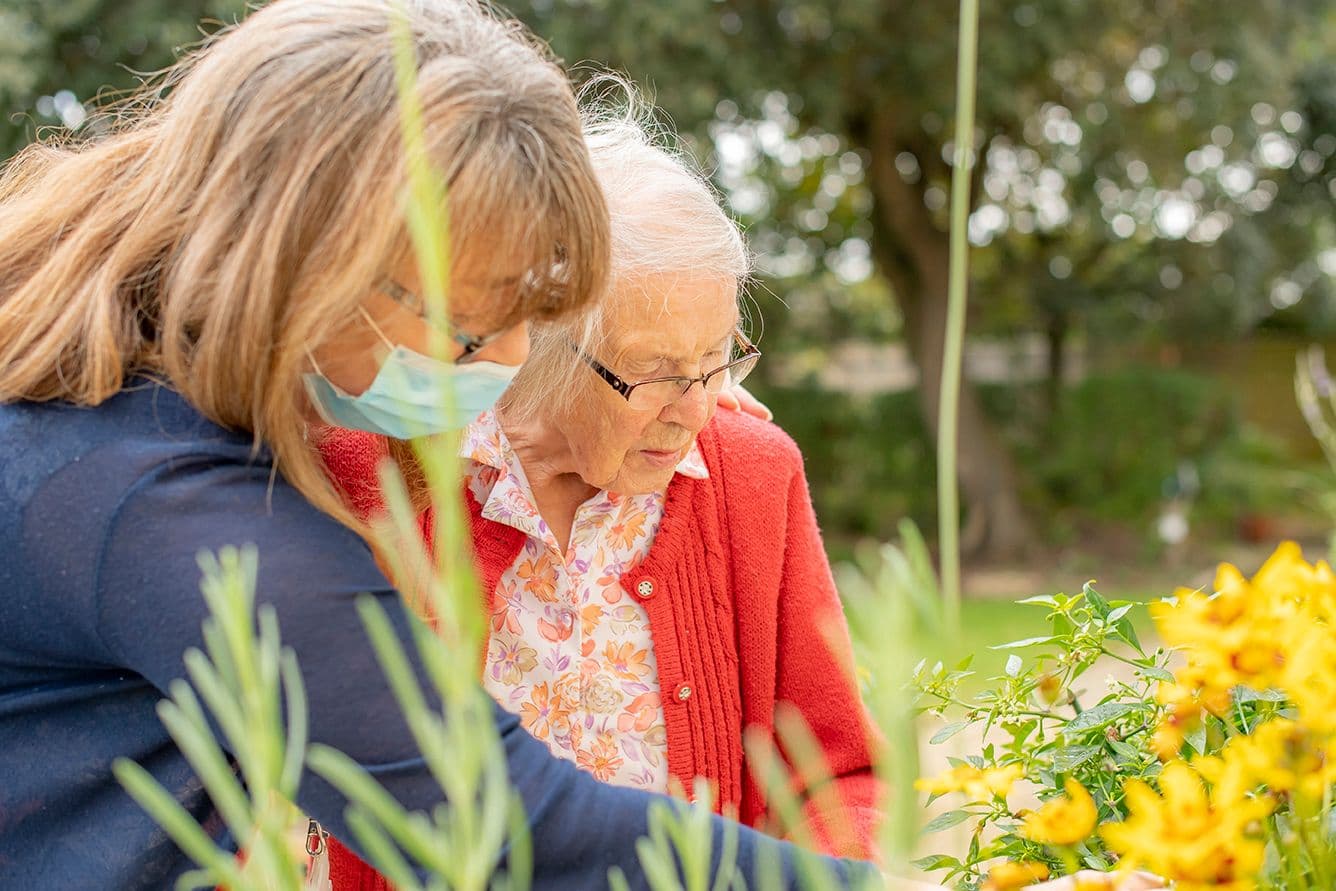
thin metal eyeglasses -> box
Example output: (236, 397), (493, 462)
(381, 280), (505, 364)
(573, 328), (762, 411)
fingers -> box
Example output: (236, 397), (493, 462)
(715, 389), (741, 412)
(720, 384), (773, 420)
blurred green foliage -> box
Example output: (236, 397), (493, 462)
(0, 0), (246, 157)
(3, 0), (1332, 561)
(503, 0), (1336, 556)
(759, 365), (1320, 557)
(1011, 370), (1234, 522)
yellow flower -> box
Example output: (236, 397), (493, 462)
(1020, 778), (1096, 846)
(1102, 761), (1271, 891)
(1280, 621), (1336, 736)
(1150, 542), (1336, 733)
(915, 763), (1023, 803)
(1199, 718), (1336, 804)
(980, 861), (1049, 891)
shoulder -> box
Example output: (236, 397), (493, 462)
(697, 408), (805, 484)
(1, 380), (257, 494)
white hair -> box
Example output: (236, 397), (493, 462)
(504, 77), (751, 422)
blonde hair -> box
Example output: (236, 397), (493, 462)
(0, 0), (608, 525)
(504, 78), (750, 422)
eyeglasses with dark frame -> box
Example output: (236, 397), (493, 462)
(380, 280), (505, 364)
(573, 328), (762, 411)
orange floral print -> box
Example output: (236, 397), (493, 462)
(578, 735), (625, 782)
(604, 642), (652, 681)
(515, 554), (559, 603)
(618, 692), (663, 734)
(519, 682), (569, 741)
(464, 410), (710, 792)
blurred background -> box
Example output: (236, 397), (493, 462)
(6, 0), (1333, 662)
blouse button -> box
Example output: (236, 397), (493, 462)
(676, 683), (693, 702)
(636, 579), (655, 598)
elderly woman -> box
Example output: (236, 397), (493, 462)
(322, 114), (881, 868)
(317, 108), (1162, 891)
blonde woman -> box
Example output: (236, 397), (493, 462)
(0, 2), (878, 890)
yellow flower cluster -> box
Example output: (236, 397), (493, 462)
(1196, 718), (1336, 803)
(1104, 543), (1336, 890)
(914, 763), (1023, 802)
(1102, 760), (1271, 891)
(923, 544), (1336, 890)
(1151, 541), (1336, 734)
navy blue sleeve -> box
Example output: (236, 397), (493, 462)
(93, 454), (874, 890)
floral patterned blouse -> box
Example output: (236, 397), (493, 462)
(462, 411), (709, 792)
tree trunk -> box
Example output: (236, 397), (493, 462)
(863, 112), (1036, 561)
(1044, 305), (1068, 424)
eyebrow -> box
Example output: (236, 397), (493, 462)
(647, 326), (738, 367)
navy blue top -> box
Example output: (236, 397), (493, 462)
(0, 381), (872, 890)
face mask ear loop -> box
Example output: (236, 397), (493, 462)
(357, 305), (398, 352)
(305, 348), (327, 377)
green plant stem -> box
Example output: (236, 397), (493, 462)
(1096, 648), (1154, 671)
(937, 0), (979, 629)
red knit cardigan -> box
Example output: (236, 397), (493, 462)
(316, 410), (883, 887)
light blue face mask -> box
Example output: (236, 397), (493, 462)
(304, 345), (519, 438)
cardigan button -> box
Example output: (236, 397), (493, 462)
(675, 683), (692, 702)
(636, 579), (654, 598)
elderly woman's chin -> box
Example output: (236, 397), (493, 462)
(606, 445), (692, 495)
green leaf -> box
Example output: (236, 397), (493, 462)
(1113, 615), (1143, 652)
(1106, 604), (1134, 623)
(990, 635), (1058, 650)
(1050, 745), (1102, 771)
(1017, 594), (1060, 608)
(910, 854), (963, 873)
(113, 758), (246, 889)
(930, 721), (970, 745)
(1083, 583), (1111, 619)
(923, 809), (975, 834)
(1185, 722), (1208, 755)
(1235, 685), (1287, 703)
(1139, 665), (1176, 682)
(1082, 850), (1113, 870)
(1063, 702), (1138, 737)
(1109, 740), (1141, 762)
(1004, 654), (1023, 677)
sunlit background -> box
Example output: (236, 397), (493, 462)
(6, 0), (1333, 667)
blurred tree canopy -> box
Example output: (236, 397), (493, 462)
(1, 0), (1332, 558)
(0, 0), (246, 157)
(503, 0), (1336, 557)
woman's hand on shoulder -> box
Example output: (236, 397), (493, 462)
(717, 383), (772, 421)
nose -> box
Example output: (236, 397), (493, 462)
(658, 378), (714, 431)
(473, 322), (530, 367)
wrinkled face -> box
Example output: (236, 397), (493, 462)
(309, 250), (532, 397)
(561, 272), (739, 495)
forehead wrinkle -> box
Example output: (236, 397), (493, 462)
(611, 320), (739, 373)
(600, 272), (739, 361)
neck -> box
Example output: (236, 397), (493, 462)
(496, 406), (597, 552)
